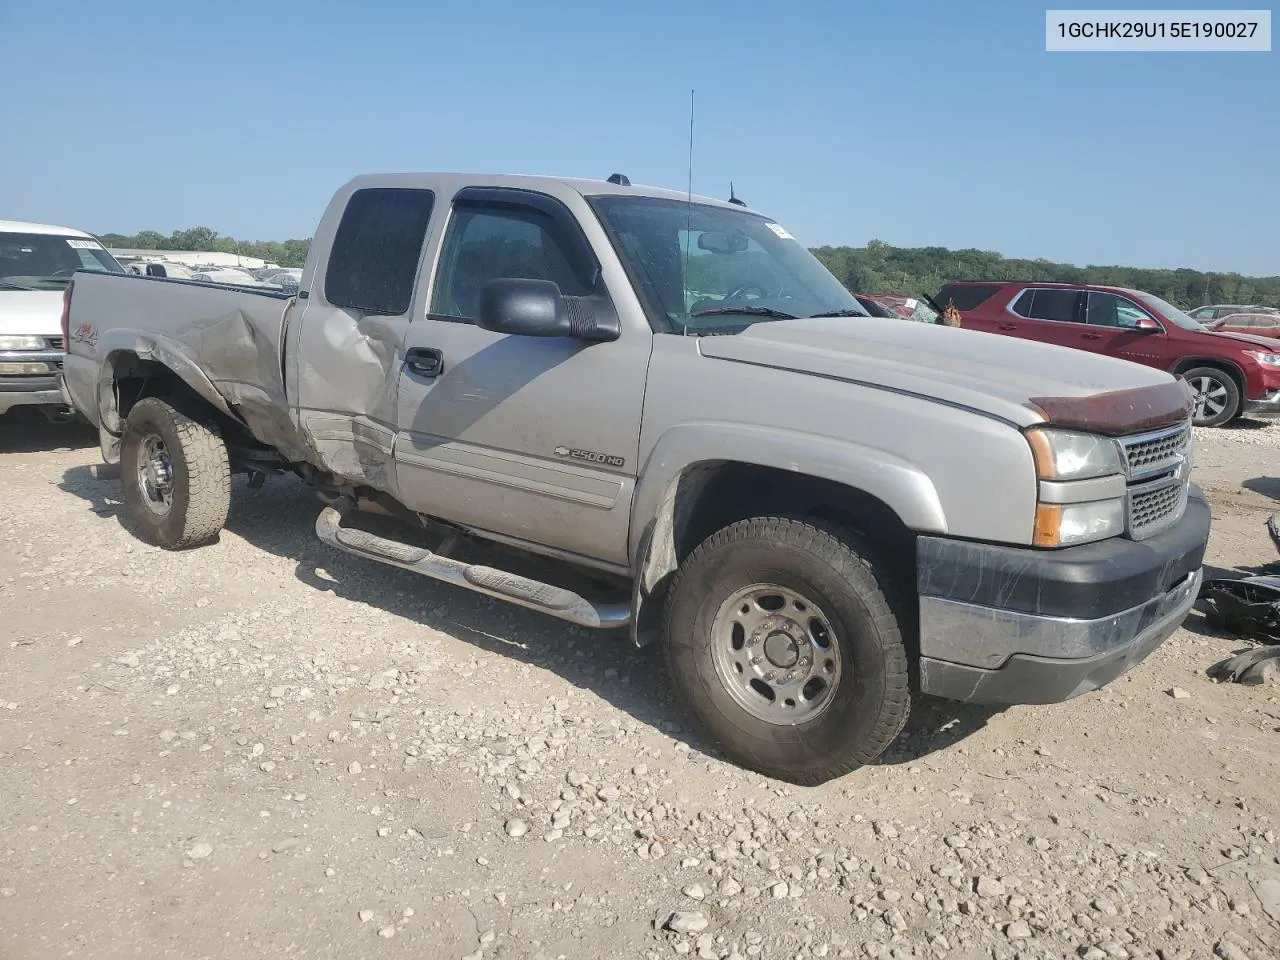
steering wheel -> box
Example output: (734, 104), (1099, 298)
(725, 282), (770, 301)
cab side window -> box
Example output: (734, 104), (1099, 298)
(430, 204), (592, 322)
(325, 187), (435, 316)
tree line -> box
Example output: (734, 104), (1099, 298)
(97, 227), (1279, 309)
(97, 227), (311, 270)
(811, 240), (1280, 309)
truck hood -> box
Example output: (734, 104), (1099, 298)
(697, 317), (1188, 432)
(0, 291), (63, 337)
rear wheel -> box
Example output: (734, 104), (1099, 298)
(663, 517), (910, 785)
(1184, 366), (1240, 427)
(120, 397), (231, 549)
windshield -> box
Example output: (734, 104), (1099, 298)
(0, 232), (123, 290)
(1135, 291), (1203, 331)
(589, 196), (865, 333)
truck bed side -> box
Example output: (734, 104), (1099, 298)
(63, 272), (312, 462)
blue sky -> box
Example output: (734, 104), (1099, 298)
(1, 1), (1275, 274)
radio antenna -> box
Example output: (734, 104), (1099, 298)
(682, 88), (695, 336)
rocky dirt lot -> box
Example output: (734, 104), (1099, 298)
(2, 412), (1279, 960)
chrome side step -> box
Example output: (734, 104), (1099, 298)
(315, 505), (631, 629)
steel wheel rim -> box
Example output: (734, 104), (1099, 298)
(709, 583), (843, 726)
(135, 433), (174, 516)
(1190, 375), (1229, 420)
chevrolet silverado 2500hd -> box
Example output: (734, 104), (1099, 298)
(60, 173), (1210, 784)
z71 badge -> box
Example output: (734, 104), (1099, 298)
(70, 322), (98, 347)
(553, 445), (625, 468)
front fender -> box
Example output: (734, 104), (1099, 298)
(628, 422), (946, 565)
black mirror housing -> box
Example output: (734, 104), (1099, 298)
(476, 278), (620, 342)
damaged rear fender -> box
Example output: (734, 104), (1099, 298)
(95, 330), (239, 462)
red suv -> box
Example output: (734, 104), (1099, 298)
(936, 281), (1280, 427)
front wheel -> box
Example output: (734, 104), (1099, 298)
(120, 397), (231, 549)
(663, 517), (910, 785)
(1184, 366), (1241, 427)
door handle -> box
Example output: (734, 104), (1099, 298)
(1082, 332), (1103, 340)
(405, 347), (444, 378)
(997, 323), (1017, 330)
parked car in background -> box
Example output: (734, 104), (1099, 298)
(1, 219), (124, 419)
(127, 261), (193, 280)
(1188, 303), (1280, 323)
(1206, 313), (1280, 338)
(256, 267), (302, 295)
(935, 280), (1280, 427)
(862, 293), (942, 325)
(189, 268), (269, 287)
(852, 294), (899, 317)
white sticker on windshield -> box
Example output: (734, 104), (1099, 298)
(904, 298), (918, 309)
(66, 239), (103, 249)
(764, 222), (794, 240)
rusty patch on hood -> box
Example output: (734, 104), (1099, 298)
(1029, 378), (1192, 436)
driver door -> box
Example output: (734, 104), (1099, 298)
(392, 188), (651, 567)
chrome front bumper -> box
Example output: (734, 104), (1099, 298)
(914, 487), (1211, 705)
(917, 568), (1200, 704)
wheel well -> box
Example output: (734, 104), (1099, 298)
(1171, 357), (1245, 395)
(632, 461), (918, 648)
(673, 462), (915, 568)
(107, 353), (255, 448)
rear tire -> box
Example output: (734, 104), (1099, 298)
(1184, 366), (1240, 427)
(663, 517), (910, 785)
(120, 397), (231, 550)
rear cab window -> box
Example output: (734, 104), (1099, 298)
(324, 188), (436, 315)
(0, 232), (123, 290)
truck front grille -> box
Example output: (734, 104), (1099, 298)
(1119, 422), (1191, 540)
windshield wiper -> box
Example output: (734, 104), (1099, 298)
(0, 281), (41, 291)
(807, 308), (869, 318)
(689, 306), (799, 321)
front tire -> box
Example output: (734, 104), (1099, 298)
(120, 397), (231, 550)
(663, 517), (910, 785)
(1185, 366), (1240, 427)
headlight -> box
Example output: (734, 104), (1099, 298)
(1245, 350), (1280, 367)
(1024, 427), (1124, 480)
(0, 362), (54, 375)
(1033, 500), (1126, 548)
(0, 335), (47, 351)
(1025, 427), (1126, 547)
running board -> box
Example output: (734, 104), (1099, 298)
(315, 505), (631, 629)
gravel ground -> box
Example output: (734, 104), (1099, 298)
(2, 410), (1279, 960)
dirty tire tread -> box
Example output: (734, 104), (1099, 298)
(662, 516), (910, 786)
(121, 397), (231, 550)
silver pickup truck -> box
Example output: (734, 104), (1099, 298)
(60, 172), (1210, 784)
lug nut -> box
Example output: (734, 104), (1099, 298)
(749, 655), (761, 665)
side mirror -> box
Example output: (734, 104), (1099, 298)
(476, 278), (619, 342)
(1134, 318), (1161, 332)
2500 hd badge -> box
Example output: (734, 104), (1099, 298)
(553, 445), (625, 468)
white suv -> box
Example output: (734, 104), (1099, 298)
(0, 220), (124, 418)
